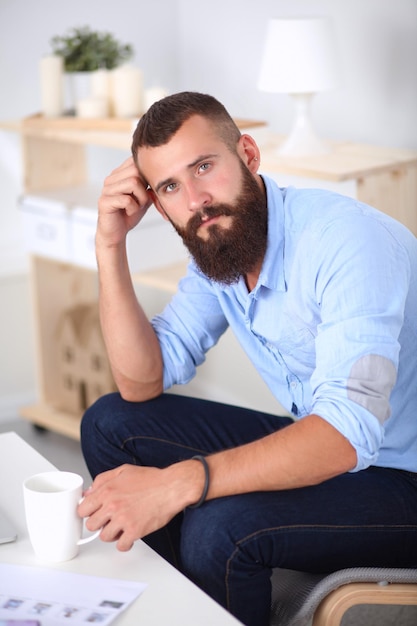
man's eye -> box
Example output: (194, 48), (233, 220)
(165, 183), (177, 193)
(199, 163), (210, 172)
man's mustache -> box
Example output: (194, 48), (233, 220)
(189, 204), (233, 230)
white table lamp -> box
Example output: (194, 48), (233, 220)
(258, 17), (339, 157)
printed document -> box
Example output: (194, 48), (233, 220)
(0, 563), (147, 625)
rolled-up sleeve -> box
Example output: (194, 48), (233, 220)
(151, 264), (229, 390)
(309, 211), (410, 470)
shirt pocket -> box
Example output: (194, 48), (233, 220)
(273, 317), (317, 375)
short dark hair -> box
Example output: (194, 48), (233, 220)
(131, 91), (241, 162)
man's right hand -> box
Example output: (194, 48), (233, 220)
(96, 157), (153, 249)
(94, 156), (164, 401)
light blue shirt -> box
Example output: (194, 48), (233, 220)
(152, 175), (417, 473)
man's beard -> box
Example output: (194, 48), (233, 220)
(169, 162), (267, 285)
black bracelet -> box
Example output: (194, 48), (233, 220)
(188, 455), (210, 509)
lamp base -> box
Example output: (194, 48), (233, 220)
(277, 93), (330, 157)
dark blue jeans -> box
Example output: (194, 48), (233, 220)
(80, 392), (417, 626)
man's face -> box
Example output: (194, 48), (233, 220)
(137, 115), (267, 284)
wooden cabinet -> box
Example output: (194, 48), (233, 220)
(2, 117), (417, 439)
(260, 138), (417, 235)
(1, 118), (137, 438)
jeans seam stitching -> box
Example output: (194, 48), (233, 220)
(224, 523), (417, 611)
(121, 435), (210, 456)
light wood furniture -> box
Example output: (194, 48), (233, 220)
(1, 117), (417, 439)
(270, 566), (417, 626)
(312, 581), (417, 626)
(261, 138), (417, 235)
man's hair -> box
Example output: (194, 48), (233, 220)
(131, 91), (241, 162)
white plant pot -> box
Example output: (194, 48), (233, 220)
(64, 72), (93, 115)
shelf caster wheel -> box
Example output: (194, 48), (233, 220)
(33, 424), (48, 435)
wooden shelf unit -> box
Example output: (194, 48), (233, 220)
(1, 116), (417, 439)
(260, 139), (417, 236)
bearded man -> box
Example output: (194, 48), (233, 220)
(79, 92), (417, 626)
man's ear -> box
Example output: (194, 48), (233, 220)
(237, 134), (261, 173)
(148, 189), (170, 221)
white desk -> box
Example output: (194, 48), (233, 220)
(0, 432), (241, 625)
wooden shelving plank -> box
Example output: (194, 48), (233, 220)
(20, 403), (82, 441)
(260, 139), (417, 182)
(1, 115), (268, 152)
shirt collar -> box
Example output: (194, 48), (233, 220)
(251, 175), (287, 294)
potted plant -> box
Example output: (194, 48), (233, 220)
(50, 26), (134, 114)
(50, 25), (133, 72)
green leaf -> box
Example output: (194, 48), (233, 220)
(50, 26), (134, 72)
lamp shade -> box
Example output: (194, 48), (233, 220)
(258, 17), (339, 94)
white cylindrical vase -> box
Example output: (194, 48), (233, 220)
(39, 55), (64, 117)
(144, 87), (168, 111)
(76, 96), (109, 118)
(111, 65), (143, 118)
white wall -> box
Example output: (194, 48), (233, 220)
(178, 0), (417, 150)
(0, 0), (416, 420)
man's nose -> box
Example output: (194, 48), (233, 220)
(186, 181), (212, 212)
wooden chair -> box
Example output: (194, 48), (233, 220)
(270, 567), (417, 626)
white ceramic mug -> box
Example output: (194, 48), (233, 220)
(23, 470), (99, 562)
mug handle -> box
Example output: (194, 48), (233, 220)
(77, 528), (101, 545)
(78, 496), (101, 545)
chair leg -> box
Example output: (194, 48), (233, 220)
(312, 583), (417, 626)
